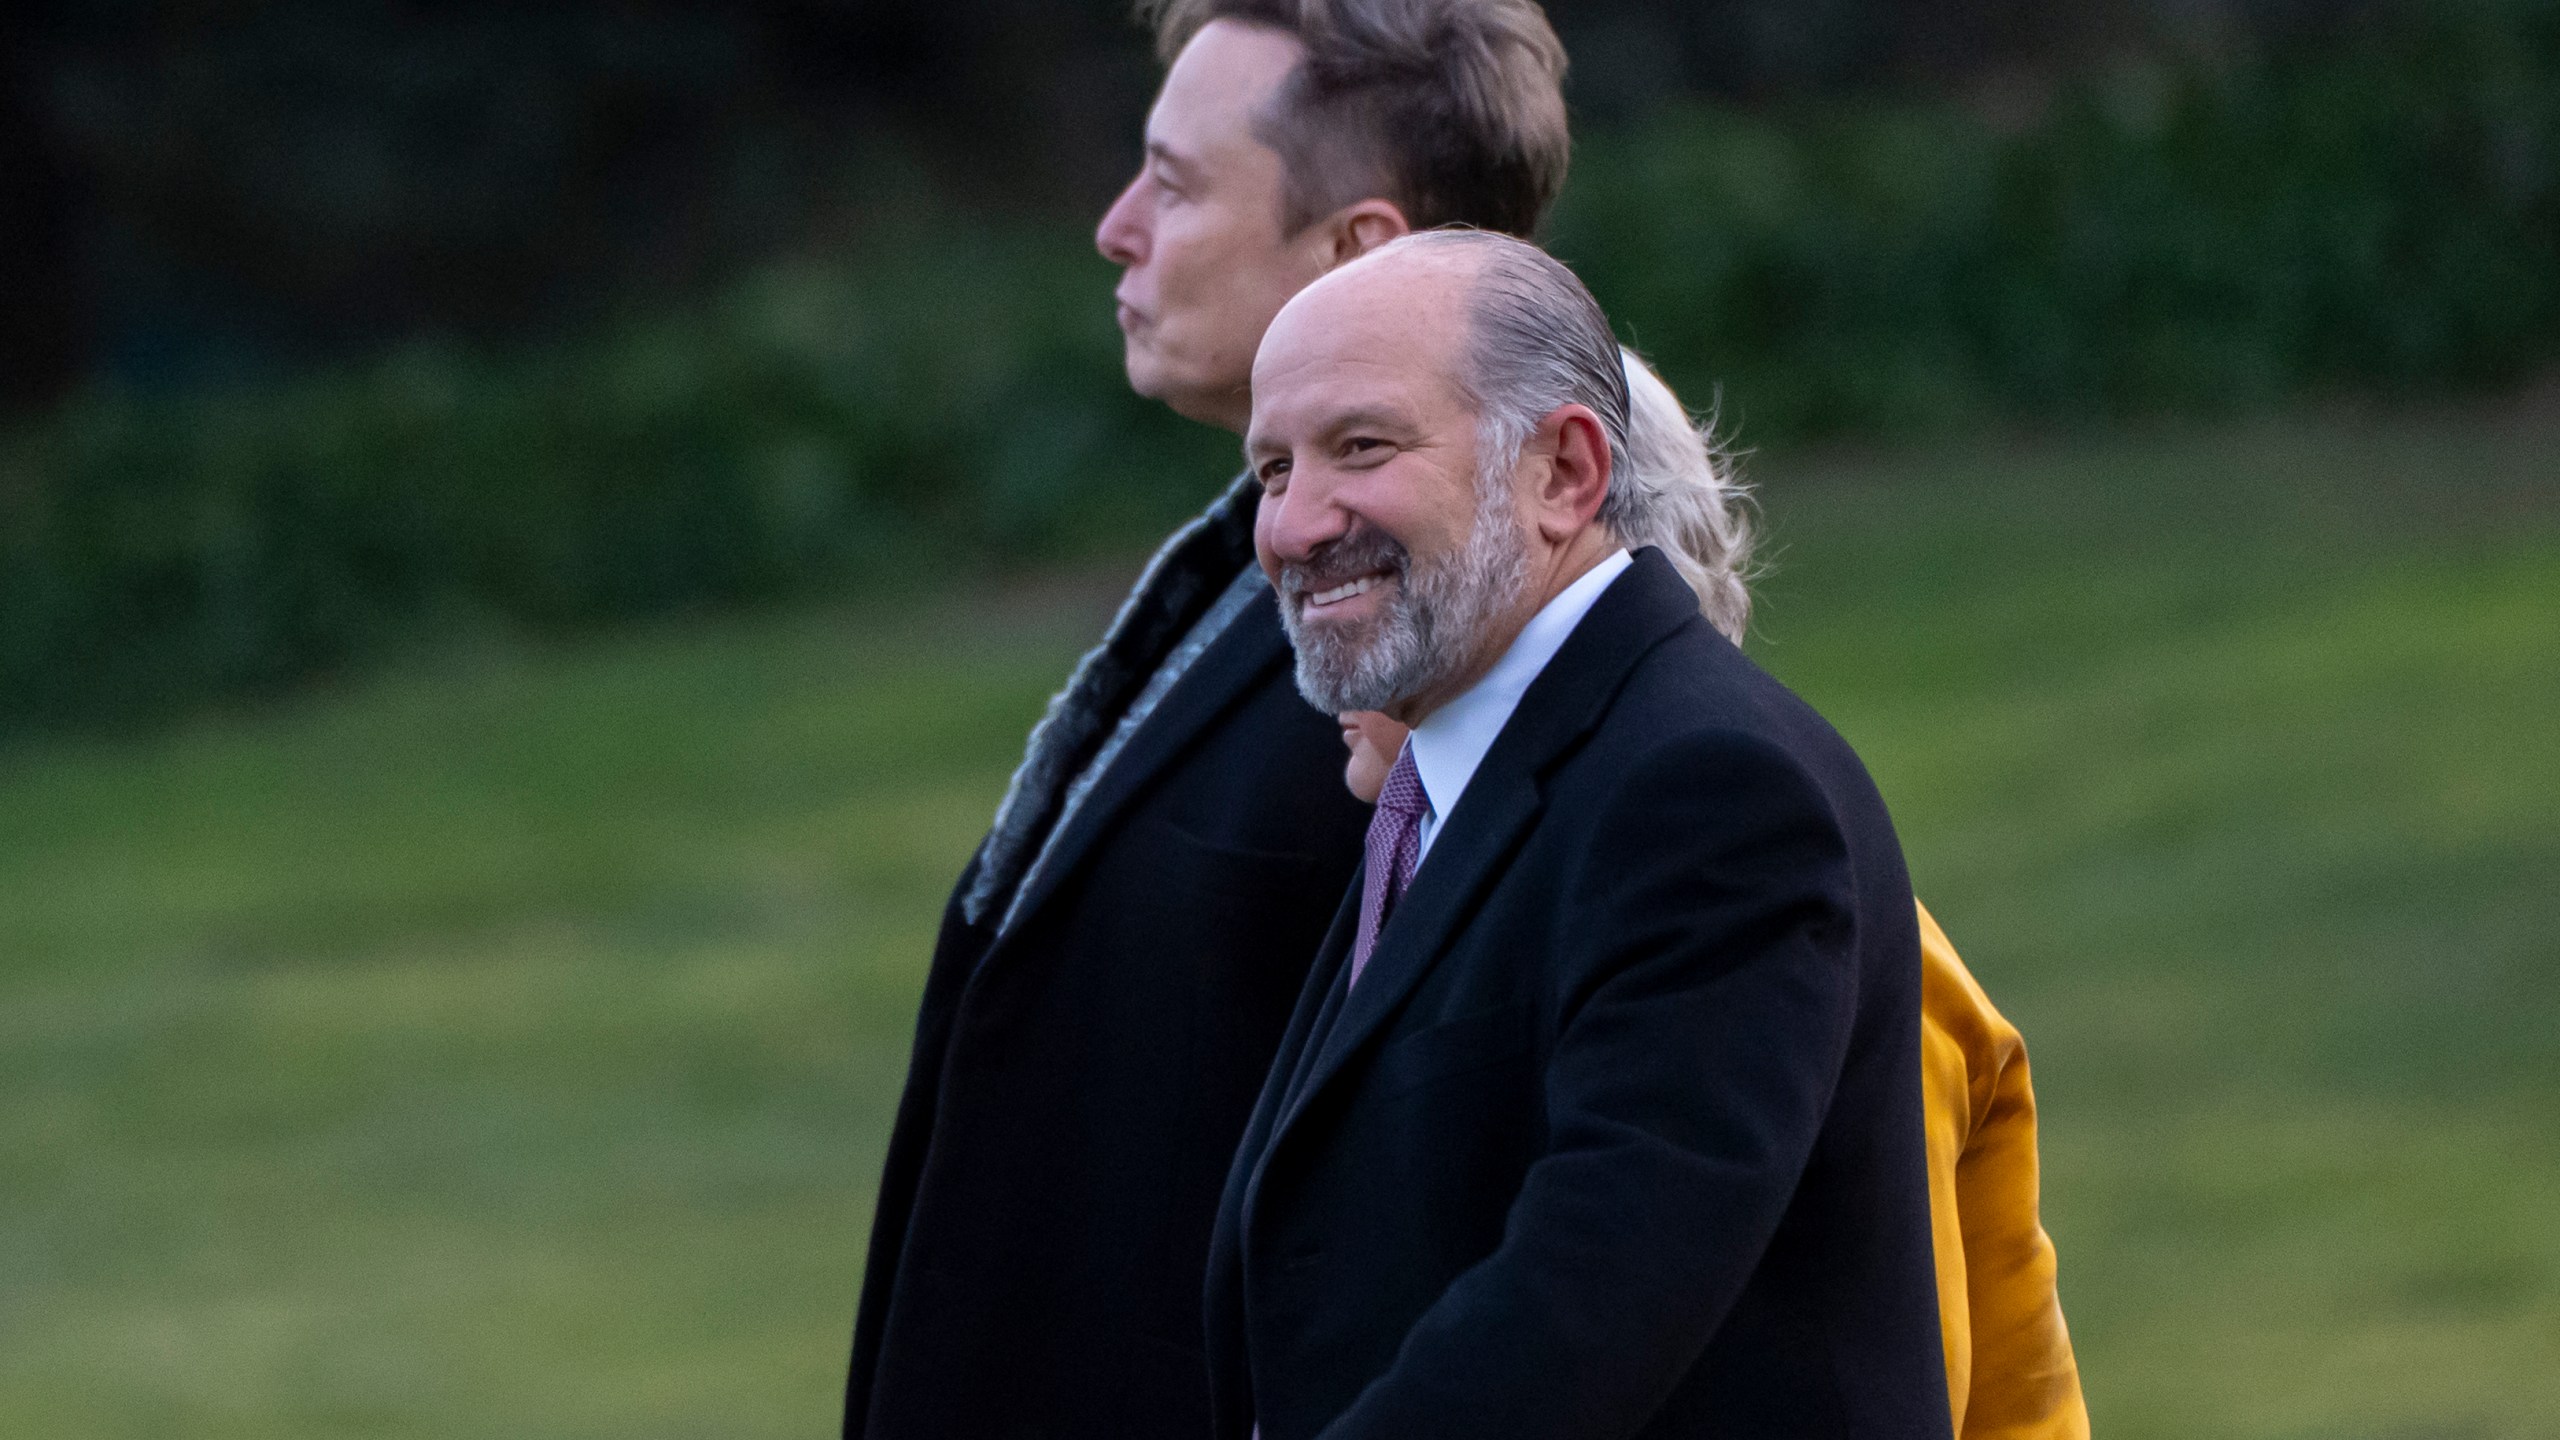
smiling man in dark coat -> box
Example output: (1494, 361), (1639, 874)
(1213, 230), (1950, 1438)
(841, 3), (1578, 1436)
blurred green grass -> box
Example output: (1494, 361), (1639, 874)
(2, 407), (2554, 1438)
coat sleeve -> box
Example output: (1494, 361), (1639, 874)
(1917, 901), (1984, 1432)
(1314, 730), (1894, 1440)
(1940, 958), (2090, 1438)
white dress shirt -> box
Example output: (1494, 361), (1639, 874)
(1407, 548), (1632, 861)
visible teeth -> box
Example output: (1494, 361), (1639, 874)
(1311, 575), (1382, 606)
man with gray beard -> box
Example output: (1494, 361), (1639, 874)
(1207, 229), (1950, 1438)
(1275, 428), (1530, 715)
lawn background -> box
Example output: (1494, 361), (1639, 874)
(3, 401), (2554, 1437)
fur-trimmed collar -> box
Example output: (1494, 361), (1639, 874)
(961, 474), (1261, 928)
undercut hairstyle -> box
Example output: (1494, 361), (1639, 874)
(1617, 349), (1756, 644)
(1140, 0), (1570, 238)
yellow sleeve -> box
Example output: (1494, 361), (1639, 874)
(1918, 913), (1978, 1432)
(1917, 901), (2090, 1440)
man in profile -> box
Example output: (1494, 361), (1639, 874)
(842, 4), (1572, 1435)
(1213, 228), (1948, 1438)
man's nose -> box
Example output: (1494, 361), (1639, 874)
(1095, 176), (1148, 267)
(1260, 471), (1352, 564)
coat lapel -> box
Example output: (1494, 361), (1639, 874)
(1233, 879), (1361, 1225)
(1265, 549), (1708, 1149)
(986, 584), (1294, 954)
(1270, 769), (1541, 1144)
(962, 475), (1259, 928)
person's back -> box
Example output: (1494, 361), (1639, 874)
(1614, 352), (2090, 1436)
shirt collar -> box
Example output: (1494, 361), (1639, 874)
(1407, 548), (1632, 834)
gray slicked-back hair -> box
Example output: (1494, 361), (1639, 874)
(1378, 226), (1632, 502)
(1365, 230), (1755, 641)
(1615, 349), (1756, 643)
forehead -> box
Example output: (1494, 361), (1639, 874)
(1249, 261), (1474, 440)
(1151, 21), (1301, 156)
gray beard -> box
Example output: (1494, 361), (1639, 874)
(1278, 461), (1532, 715)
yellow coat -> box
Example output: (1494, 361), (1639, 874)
(1918, 902), (2090, 1439)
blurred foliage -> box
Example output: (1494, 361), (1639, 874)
(1559, 2), (2560, 434)
(3, 2), (2556, 737)
(6, 0), (2212, 396)
(0, 231), (1233, 733)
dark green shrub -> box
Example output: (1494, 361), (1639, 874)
(0, 233), (1232, 732)
(3, 3), (2554, 736)
(1554, 2), (2560, 436)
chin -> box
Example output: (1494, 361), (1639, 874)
(1127, 348), (1245, 428)
(1122, 346), (1170, 401)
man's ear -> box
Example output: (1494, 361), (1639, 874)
(1318, 199), (1411, 268)
(1528, 404), (1612, 544)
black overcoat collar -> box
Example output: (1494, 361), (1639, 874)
(1263, 547), (1705, 1150)
(985, 588), (1295, 960)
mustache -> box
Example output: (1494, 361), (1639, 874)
(1278, 525), (1409, 602)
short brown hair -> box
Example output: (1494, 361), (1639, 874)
(1142, 0), (1570, 238)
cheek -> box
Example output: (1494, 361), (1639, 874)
(1148, 213), (1233, 306)
(1252, 500), (1287, 579)
(1170, 218), (1298, 333)
(1339, 490), (1429, 564)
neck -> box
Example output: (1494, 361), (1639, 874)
(1170, 378), (1253, 435)
(1536, 528), (1619, 609)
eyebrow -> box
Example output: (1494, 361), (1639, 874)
(1316, 406), (1417, 441)
(1246, 405), (1419, 459)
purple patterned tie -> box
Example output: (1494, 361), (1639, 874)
(1349, 744), (1428, 988)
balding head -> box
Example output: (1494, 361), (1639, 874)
(1248, 230), (1628, 723)
(1263, 231), (1630, 476)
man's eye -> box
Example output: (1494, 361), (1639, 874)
(1344, 437), (1387, 458)
(1258, 458), (1291, 487)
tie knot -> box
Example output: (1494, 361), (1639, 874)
(1376, 744), (1428, 824)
